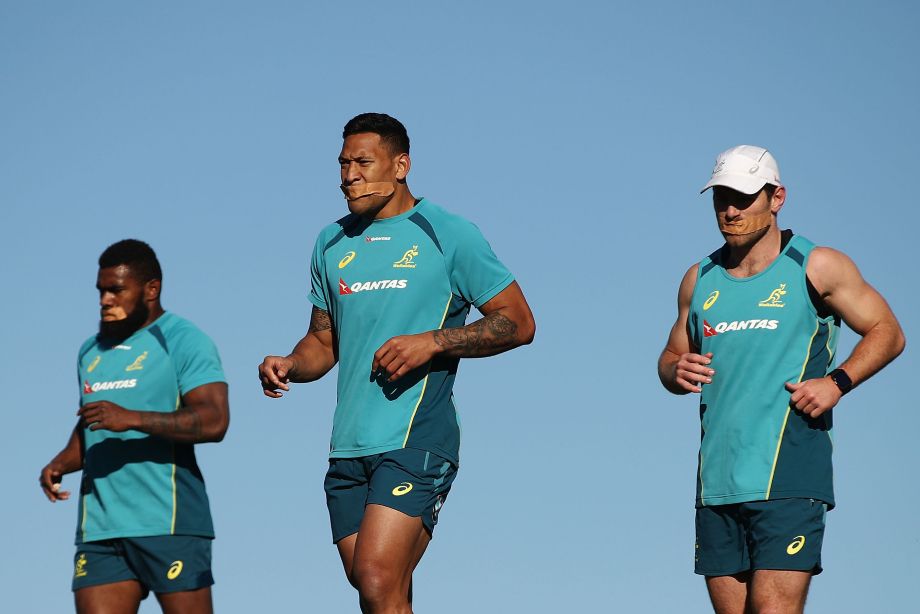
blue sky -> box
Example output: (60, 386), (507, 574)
(2, 2), (918, 612)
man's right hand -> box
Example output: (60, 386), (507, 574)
(39, 463), (71, 503)
(259, 355), (295, 398)
(672, 352), (715, 393)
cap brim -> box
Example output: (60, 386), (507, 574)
(700, 174), (768, 195)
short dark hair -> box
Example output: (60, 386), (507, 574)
(98, 239), (162, 282)
(342, 113), (410, 155)
(762, 184), (778, 199)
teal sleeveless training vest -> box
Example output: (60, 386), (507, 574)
(688, 234), (839, 508)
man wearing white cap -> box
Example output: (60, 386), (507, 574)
(658, 145), (905, 613)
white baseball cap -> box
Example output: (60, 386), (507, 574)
(700, 145), (782, 194)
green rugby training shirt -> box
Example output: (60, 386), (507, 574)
(76, 312), (225, 544)
(309, 198), (514, 464)
(688, 233), (839, 509)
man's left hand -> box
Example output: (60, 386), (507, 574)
(372, 332), (438, 382)
(785, 378), (843, 418)
(78, 401), (139, 432)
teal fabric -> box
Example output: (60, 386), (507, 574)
(688, 235), (838, 508)
(309, 198), (514, 463)
(75, 312), (225, 544)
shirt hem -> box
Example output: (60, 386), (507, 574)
(697, 489), (835, 509)
(330, 443), (459, 465)
(76, 527), (215, 545)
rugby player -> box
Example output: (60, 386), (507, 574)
(40, 239), (229, 614)
(658, 145), (905, 614)
(259, 113), (535, 613)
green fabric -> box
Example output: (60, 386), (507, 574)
(309, 198), (514, 463)
(688, 234), (838, 508)
(75, 312), (225, 544)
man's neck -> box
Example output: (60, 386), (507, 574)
(142, 305), (165, 328)
(372, 187), (417, 220)
(722, 225), (784, 278)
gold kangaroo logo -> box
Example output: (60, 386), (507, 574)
(74, 554), (88, 578)
(393, 245), (419, 269)
(758, 283), (787, 308)
(125, 351), (148, 371)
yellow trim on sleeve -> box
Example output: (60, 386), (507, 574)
(402, 294), (454, 448)
(766, 320), (820, 499)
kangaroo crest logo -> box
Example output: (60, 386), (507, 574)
(74, 554), (88, 578)
(393, 245), (419, 269)
(758, 283), (787, 308)
(125, 351), (148, 371)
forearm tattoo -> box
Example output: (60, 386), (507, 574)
(433, 312), (519, 357)
(309, 308), (332, 333)
(140, 409), (203, 441)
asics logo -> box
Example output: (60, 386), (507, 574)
(338, 251), (356, 269)
(703, 291), (719, 311)
(786, 535), (806, 555)
(392, 482), (413, 496)
(167, 560), (184, 580)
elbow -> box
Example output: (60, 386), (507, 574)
(894, 329), (907, 358)
(518, 316), (536, 346)
(204, 416), (230, 444)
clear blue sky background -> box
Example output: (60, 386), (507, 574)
(2, 2), (917, 612)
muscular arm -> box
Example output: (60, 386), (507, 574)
(432, 281), (536, 358)
(811, 247), (906, 384)
(658, 264), (715, 395)
(259, 306), (338, 397)
(78, 381), (230, 443)
(40, 422), (84, 502)
(786, 247), (905, 417)
(372, 281), (536, 382)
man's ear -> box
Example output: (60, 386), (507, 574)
(395, 152), (411, 181)
(145, 279), (162, 302)
(771, 185), (786, 214)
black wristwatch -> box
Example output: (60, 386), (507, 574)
(828, 368), (853, 395)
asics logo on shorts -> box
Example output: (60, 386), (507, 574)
(392, 482), (413, 496)
(167, 560), (184, 580)
(786, 535), (806, 555)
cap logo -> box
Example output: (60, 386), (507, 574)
(749, 164), (759, 174)
(713, 160), (726, 174)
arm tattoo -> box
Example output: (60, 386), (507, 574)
(140, 409), (203, 441)
(433, 312), (518, 358)
(309, 308), (332, 333)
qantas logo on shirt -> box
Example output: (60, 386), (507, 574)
(83, 379), (138, 394)
(705, 319), (780, 336)
(365, 235), (391, 242)
(703, 320), (718, 337)
(339, 277), (408, 295)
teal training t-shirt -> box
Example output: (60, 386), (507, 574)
(75, 312), (226, 544)
(309, 198), (514, 463)
(688, 233), (839, 508)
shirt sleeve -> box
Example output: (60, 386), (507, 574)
(449, 220), (515, 308)
(309, 233), (329, 312)
(170, 327), (226, 396)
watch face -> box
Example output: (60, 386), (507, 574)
(831, 369), (852, 393)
